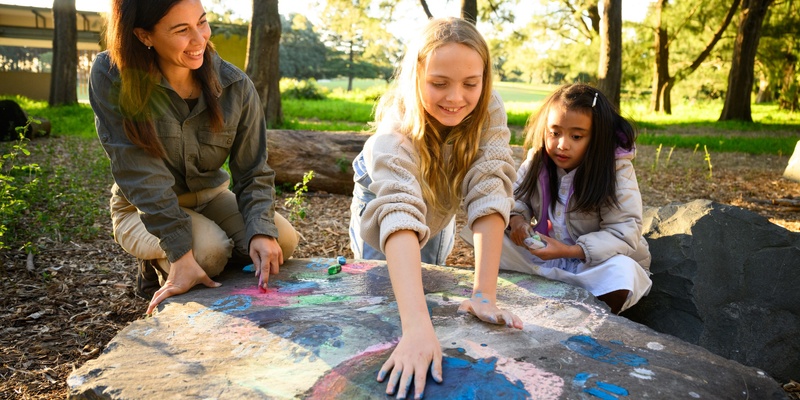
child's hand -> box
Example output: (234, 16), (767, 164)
(528, 234), (585, 261)
(457, 293), (523, 329)
(508, 215), (533, 247)
(377, 323), (442, 399)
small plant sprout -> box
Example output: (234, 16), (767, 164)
(652, 143), (663, 171)
(693, 143), (700, 156)
(284, 170), (315, 222)
(703, 145), (713, 179)
(666, 146), (675, 167)
(335, 156), (350, 174)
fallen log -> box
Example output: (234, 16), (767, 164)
(267, 129), (525, 195)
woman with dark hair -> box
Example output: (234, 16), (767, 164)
(90, 0), (298, 315)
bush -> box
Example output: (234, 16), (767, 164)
(280, 78), (328, 100)
(0, 127), (41, 250)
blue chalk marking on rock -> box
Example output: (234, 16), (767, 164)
(596, 381), (629, 396)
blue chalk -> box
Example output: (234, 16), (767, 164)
(242, 263), (255, 272)
(336, 255), (346, 265)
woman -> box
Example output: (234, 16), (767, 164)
(89, 0), (298, 315)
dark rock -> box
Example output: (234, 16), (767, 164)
(625, 199), (800, 383)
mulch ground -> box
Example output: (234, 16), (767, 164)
(1, 136), (799, 399)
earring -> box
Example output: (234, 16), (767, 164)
(147, 46), (152, 50)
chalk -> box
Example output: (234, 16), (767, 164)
(242, 263), (255, 272)
(336, 255), (346, 265)
(327, 264), (342, 275)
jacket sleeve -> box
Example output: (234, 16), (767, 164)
(359, 130), (430, 254)
(89, 52), (193, 262)
(461, 91), (516, 229)
(227, 73), (279, 243)
(510, 149), (535, 222)
(575, 159), (645, 267)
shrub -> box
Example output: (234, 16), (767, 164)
(280, 78), (328, 100)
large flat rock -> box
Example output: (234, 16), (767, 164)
(68, 258), (787, 399)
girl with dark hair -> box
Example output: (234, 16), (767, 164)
(90, 0), (298, 315)
(475, 83), (652, 315)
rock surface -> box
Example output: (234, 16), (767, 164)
(68, 258), (787, 399)
(626, 199), (800, 383)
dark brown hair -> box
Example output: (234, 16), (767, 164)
(515, 83), (636, 212)
(105, 0), (223, 157)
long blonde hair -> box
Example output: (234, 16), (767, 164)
(373, 17), (493, 214)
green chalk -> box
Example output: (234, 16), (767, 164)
(327, 264), (342, 275)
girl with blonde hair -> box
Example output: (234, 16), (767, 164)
(349, 17), (522, 399)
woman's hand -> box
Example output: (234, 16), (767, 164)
(250, 234), (284, 291)
(508, 215), (533, 246)
(458, 292), (523, 329)
(146, 250), (221, 315)
(378, 322), (443, 400)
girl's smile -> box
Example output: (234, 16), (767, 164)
(421, 42), (484, 129)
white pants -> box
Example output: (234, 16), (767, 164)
(460, 227), (652, 312)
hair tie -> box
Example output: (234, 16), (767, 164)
(592, 92), (599, 108)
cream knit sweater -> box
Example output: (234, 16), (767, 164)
(359, 91), (516, 253)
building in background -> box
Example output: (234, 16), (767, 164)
(0, 4), (102, 101)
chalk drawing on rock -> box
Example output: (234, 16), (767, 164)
(629, 368), (655, 380)
(304, 342), (564, 400)
(563, 335), (648, 367)
(573, 372), (630, 399)
(646, 341), (665, 351)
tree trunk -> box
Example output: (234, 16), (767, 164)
(50, 0), (77, 106)
(597, 0), (622, 108)
(461, 0), (478, 24)
(347, 41), (354, 92)
(246, 0), (283, 127)
(650, 0), (670, 113)
(719, 0), (775, 121)
(779, 52), (798, 111)
(267, 130), (526, 194)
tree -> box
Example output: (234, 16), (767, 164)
(597, 0), (622, 108)
(50, 0), (78, 106)
(279, 14), (328, 80)
(246, 0), (283, 127)
(719, 0), (775, 121)
(649, 0), (740, 114)
(754, 0), (799, 110)
(318, 0), (393, 90)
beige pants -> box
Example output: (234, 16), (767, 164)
(110, 181), (298, 279)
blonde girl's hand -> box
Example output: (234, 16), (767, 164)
(146, 250), (221, 315)
(457, 292), (523, 329)
(508, 215), (533, 247)
(377, 324), (443, 400)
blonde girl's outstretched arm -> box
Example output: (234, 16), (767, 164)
(458, 213), (523, 329)
(377, 230), (443, 400)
